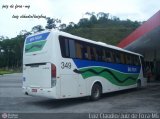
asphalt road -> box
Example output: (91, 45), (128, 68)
(0, 73), (160, 119)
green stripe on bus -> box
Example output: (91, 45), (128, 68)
(78, 67), (139, 86)
(25, 40), (46, 53)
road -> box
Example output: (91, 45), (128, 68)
(0, 73), (160, 119)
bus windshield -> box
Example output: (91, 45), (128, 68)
(25, 32), (50, 53)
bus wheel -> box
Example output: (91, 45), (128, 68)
(90, 83), (102, 101)
(137, 80), (141, 89)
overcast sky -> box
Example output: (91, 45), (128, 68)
(0, 0), (160, 38)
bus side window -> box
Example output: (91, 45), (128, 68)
(137, 56), (140, 65)
(112, 51), (117, 63)
(105, 49), (112, 62)
(75, 41), (82, 59)
(126, 55), (130, 65)
(124, 53), (127, 64)
(96, 47), (102, 61)
(90, 47), (96, 60)
(126, 54), (133, 65)
(59, 36), (69, 58)
(108, 50), (114, 63)
(120, 53), (126, 64)
(87, 45), (91, 60)
(115, 52), (121, 63)
(81, 46), (88, 60)
(69, 40), (76, 58)
(130, 55), (134, 65)
(102, 49), (106, 62)
(134, 56), (140, 66)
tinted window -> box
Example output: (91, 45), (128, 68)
(96, 47), (103, 61)
(69, 40), (76, 58)
(75, 41), (82, 59)
(115, 52), (121, 63)
(59, 35), (140, 66)
(81, 45), (88, 59)
(133, 56), (140, 66)
(59, 36), (69, 58)
(90, 47), (96, 60)
(120, 53), (126, 64)
(104, 49), (112, 62)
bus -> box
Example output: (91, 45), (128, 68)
(23, 29), (147, 100)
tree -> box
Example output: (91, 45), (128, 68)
(69, 22), (75, 27)
(97, 12), (109, 21)
(90, 15), (97, 24)
(85, 12), (97, 24)
(65, 22), (77, 31)
(0, 36), (5, 41)
(85, 12), (95, 17)
(78, 18), (89, 27)
(45, 17), (61, 29)
(59, 23), (67, 30)
(111, 16), (120, 21)
(0, 36), (8, 41)
(31, 25), (44, 33)
(19, 30), (31, 35)
(0, 34), (25, 69)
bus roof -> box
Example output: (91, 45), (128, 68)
(29, 29), (142, 57)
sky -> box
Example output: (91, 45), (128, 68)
(0, 0), (160, 38)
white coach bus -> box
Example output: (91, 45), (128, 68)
(23, 29), (146, 100)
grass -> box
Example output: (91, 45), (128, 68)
(0, 69), (19, 75)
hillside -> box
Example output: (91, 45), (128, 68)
(63, 13), (141, 45)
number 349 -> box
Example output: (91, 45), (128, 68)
(61, 62), (71, 69)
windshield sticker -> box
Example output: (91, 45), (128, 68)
(25, 32), (50, 53)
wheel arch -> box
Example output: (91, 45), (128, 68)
(91, 80), (103, 94)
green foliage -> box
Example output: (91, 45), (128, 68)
(64, 12), (140, 45)
(0, 35), (26, 69)
(0, 69), (17, 75)
(45, 17), (61, 29)
(32, 25), (44, 33)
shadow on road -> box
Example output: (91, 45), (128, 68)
(26, 97), (90, 109)
(26, 88), (144, 109)
(102, 88), (144, 98)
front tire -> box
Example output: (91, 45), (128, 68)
(90, 83), (102, 101)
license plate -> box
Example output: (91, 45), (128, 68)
(32, 89), (37, 92)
